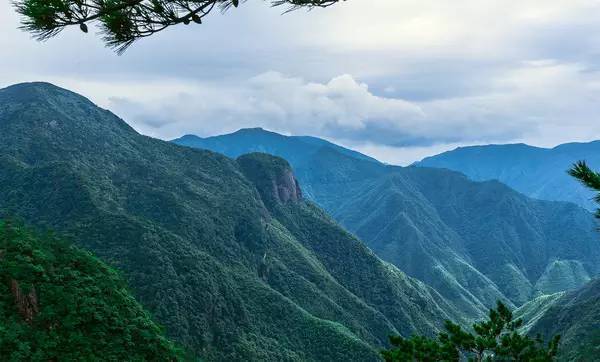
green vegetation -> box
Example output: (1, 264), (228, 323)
(1, 82), (596, 360)
(175, 128), (600, 316)
(513, 293), (565, 333)
(569, 160), (600, 218)
(0, 82), (467, 360)
(382, 301), (560, 362)
(14, 0), (340, 52)
(0, 220), (183, 361)
(517, 279), (600, 361)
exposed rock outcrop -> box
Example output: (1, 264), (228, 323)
(237, 152), (303, 206)
(10, 279), (39, 324)
(272, 169), (302, 204)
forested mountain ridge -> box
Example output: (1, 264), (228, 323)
(516, 278), (600, 361)
(0, 221), (183, 360)
(417, 142), (600, 211)
(176, 129), (600, 314)
(0, 82), (464, 361)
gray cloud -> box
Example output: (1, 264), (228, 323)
(102, 65), (600, 150)
(2, 0), (600, 164)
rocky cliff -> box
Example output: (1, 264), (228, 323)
(238, 152), (302, 205)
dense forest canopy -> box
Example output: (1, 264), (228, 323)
(0, 220), (183, 360)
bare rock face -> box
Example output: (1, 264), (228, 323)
(10, 279), (39, 324)
(272, 169), (302, 204)
(237, 153), (303, 207)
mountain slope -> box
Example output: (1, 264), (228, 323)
(417, 142), (600, 211)
(0, 221), (183, 360)
(517, 278), (600, 361)
(0, 82), (462, 361)
(173, 128), (380, 200)
(176, 130), (600, 313)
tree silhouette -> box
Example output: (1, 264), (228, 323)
(382, 301), (561, 362)
(569, 160), (600, 218)
(14, 0), (342, 53)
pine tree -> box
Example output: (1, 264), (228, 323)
(14, 0), (342, 53)
(382, 301), (560, 362)
(569, 161), (600, 218)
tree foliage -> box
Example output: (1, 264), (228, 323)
(382, 301), (561, 362)
(569, 160), (600, 218)
(14, 0), (342, 52)
(0, 220), (184, 361)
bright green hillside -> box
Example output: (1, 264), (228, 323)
(0, 221), (183, 361)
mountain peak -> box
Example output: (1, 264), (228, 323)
(236, 127), (266, 132)
(3, 81), (74, 95)
(232, 127), (279, 136)
(0, 82), (137, 162)
(174, 134), (203, 142)
(1, 82), (95, 107)
(4, 81), (62, 91)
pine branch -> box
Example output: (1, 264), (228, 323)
(13, 0), (343, 53)
(569, 160), (600, 218)
(569, 161), (600, 192)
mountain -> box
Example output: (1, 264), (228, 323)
(516, 278), (600, 361)
(174, 129), (600, 313)
(417, 142), (600, 211)
(174, 128), (379, 170)
(0, 82), (463, 361)
(0, 221), (183, 360)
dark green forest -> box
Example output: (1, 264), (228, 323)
(0, 82), (462, 361)
(176, 127), (600, 361)
(4, 0), (600, 360)
(0, 82), (598, 360)
(175, 128), (600, 312)
(0, 221), (183, 360)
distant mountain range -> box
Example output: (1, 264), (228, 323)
(3, 81), (598, 360)
(174, 129), (600, 314)
(0, 82), (464, 361)
(417, 142), (600, 211)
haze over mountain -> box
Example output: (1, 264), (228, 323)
(0, 82), (467, 361)
(417, 142), (600, 212)
(174, 129), (600, 314)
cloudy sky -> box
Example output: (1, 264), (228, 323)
(2, 0), (600, 164)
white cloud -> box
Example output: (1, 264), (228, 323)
(2, 0), (600, 164)
(101, 72), (426, 140)
(43, 60), (583, 162)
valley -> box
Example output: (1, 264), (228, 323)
(0, 82), (597, 360)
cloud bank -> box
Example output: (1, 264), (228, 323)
(103, 61), (600, 164)
(2, 0), (600, 164)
